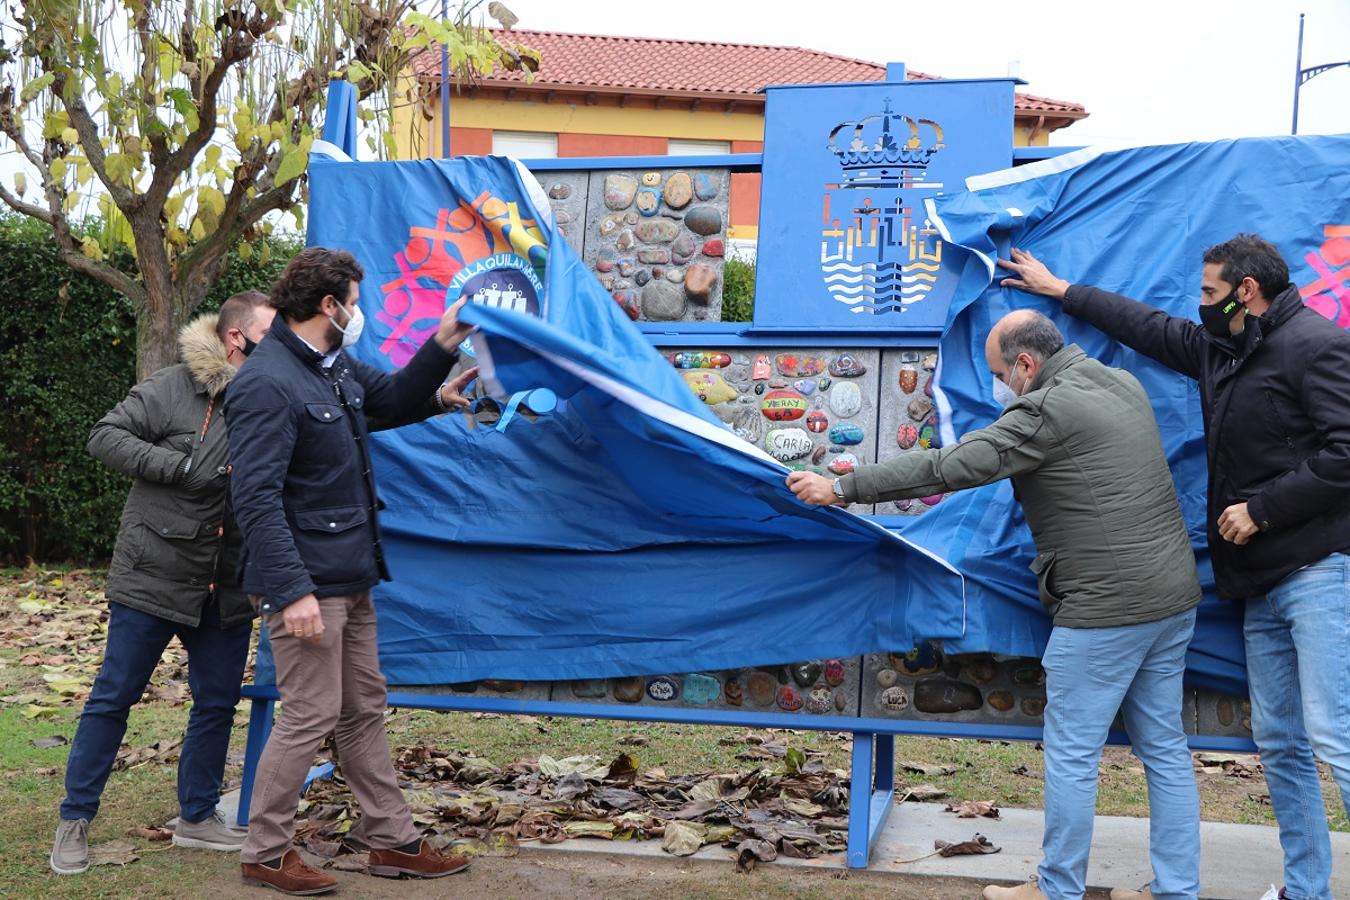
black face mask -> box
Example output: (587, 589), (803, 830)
(241, 336), (258, 357)
(1199, 288), (1244, 339)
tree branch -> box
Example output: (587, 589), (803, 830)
(47, 70), (136, 211)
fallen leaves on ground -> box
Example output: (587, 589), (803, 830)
(293, 742), (850, 871)
(936, 833), (1001, 856)
(89, 839), (140, 867)
(899, 760), (957, 777)
(897, 784), (948, 803)
(945, 800), (1001, 820)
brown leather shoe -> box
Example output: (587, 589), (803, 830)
(367, 839), (470, 878)
(241, 849), (338, 895)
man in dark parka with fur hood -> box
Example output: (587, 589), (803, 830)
(49, 292), (276, 876)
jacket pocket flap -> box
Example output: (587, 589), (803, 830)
(305, 402), (345, 423)
(143, 507), (202, 540)
(1029, 551), (1055, 574)
(294, 505), (367, 534)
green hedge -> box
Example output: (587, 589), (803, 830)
(720, 255), (755, 322)
(0, 214), (300, 563)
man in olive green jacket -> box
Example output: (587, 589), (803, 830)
(789, 311), (1203, 900)
(51, 292), (275, 876)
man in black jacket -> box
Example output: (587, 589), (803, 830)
(225, 248), (477, 895)
(1001, 234), (1350, 900)
(51, 292), (276, 876)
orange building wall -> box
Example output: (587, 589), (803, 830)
(559, 133), (669, 157)
(449, 127), (493, 156)
(729, 139), (763, 237)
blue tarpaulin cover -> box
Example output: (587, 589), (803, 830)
(911, 134), (1350, 695)
(300, 153), (964, 685)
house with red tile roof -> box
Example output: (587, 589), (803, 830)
(395, 30), (1088, 241)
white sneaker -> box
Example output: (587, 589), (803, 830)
(1256, 887), (1281, 900)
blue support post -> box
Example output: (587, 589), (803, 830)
(236, 696), (275, 827)
(847, 732), (875, 868)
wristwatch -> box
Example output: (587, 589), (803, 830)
(831, 478), (846, 502)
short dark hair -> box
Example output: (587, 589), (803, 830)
(1202, 233), (1290, 300)
(215, 290), (273, 342)
(999, 312), (1064, 367)
(270, 247), (365, 321)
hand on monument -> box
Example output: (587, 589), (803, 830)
(787, 470), (842, 506)
(434, 298), (474, 350)
(998, 248), (1070, 300)
(439, 366), (480, 411)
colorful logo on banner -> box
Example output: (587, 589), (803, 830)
(821, 99), (946, 315)
(375, 191), (548, 367)
(1297, 224), (1350, 329)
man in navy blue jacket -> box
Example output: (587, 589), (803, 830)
(225, 247), (477, 895)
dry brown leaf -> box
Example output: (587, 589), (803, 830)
(945, 800), (1001, 820)
(936, 833), (1001, 856)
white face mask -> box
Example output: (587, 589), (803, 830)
(331, 302), (365, 350)
(992, 376), (1018, 409)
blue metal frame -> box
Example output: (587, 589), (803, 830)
(236, 683), (1256, 867)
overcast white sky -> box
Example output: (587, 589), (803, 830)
(2, 0), (1347, 198)
(504, 0), (1350, 146)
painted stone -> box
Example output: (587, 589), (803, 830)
(684, 264), (717, 303)
(604, 174), (638, 210)
(899, 367), (919, 394)
(646, 676), (679, 702)
(961, 657), (997, 684)
(828, 453), (858, 475)
(824, 659), (846, 686)
(635, 270), (651, 286)
(835, 689), (848, 711)
(900, 643), (943, 676)
(924, 376), (934, 398)
(775, 685), (804, 712)
(723, 678), (744, 706)
(701, 238), (725, 257)
(663, 171), (693, 208)
(641, 171), (661, 187)
(1216, 698), (1235, 727)
(636, 187), (660, 216)
(829, 423), (864, 445)
(641, 281), (685, 321)
(769, 377), (787, 388)
(595, 250), (617, 273)
(554, 210), (573, 224)
(894, 499), (914, 512)
(806, 411), (829, 433)
(683, 673), (721, 706)
(667, 351), (731, 369)
(987, 690), (1015, 712)
(880, 685), (910, 712)
(897, 424), (919, 449)
(900, 350), (920, 363)
(811, 444), (827, 466)
(794, 379), (816, 396)
(614, 279), (633, 290)
(638, 248), (671, 265)
(480, 679), (524, 693)
(652, 266), (666, 279)
(613, 676), (644, 703)
(752, 355), (772, 380)
(693, 171), (718, 200)
(598, 275), (615, 290)
(806, 687), (833, 714)
(754, 382), (765, 395)
(626, 212), (639, 225)
(920, 494), (943, 507)
(775, 354), (828, 377)
(684, 205), (722, 235)
(761, 390), (808, 421)
(908, 397), (934, 421)
(1013, 665), (1046, 686)
(571, 678), (608, 698)
(683, 371), (736, 405)
(618, 260), (636, 277)
(634, 218), (680, 243)
(817, 377), (832, 392)
(876, 668), (899, 688)
(829, 353), (867, 377)
(599, 214), (623, 237)
(830, 380), (863, 417)
(765, 428), (814, 461)
(791, 662), (822, 688)
(747, 672), (777, 707)
(448, 681), (479, 693)
(548, 182), (572, 200)
(918, 418), (937, 450)
(913, 678), (983, 714)
(666, 268), (685, 283)
(1021, 696), (1047, 717)
(613, 291), (639, 321)
(922, 352), (939, 371)
(672, 233), (695, 265)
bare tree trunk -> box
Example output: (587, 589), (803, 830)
(131, 217), (179, 381)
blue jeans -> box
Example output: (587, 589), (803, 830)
(1245, 552), (1350, 900)
(61, 602), (251, 824)
(1039, 607), (1200, 900)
